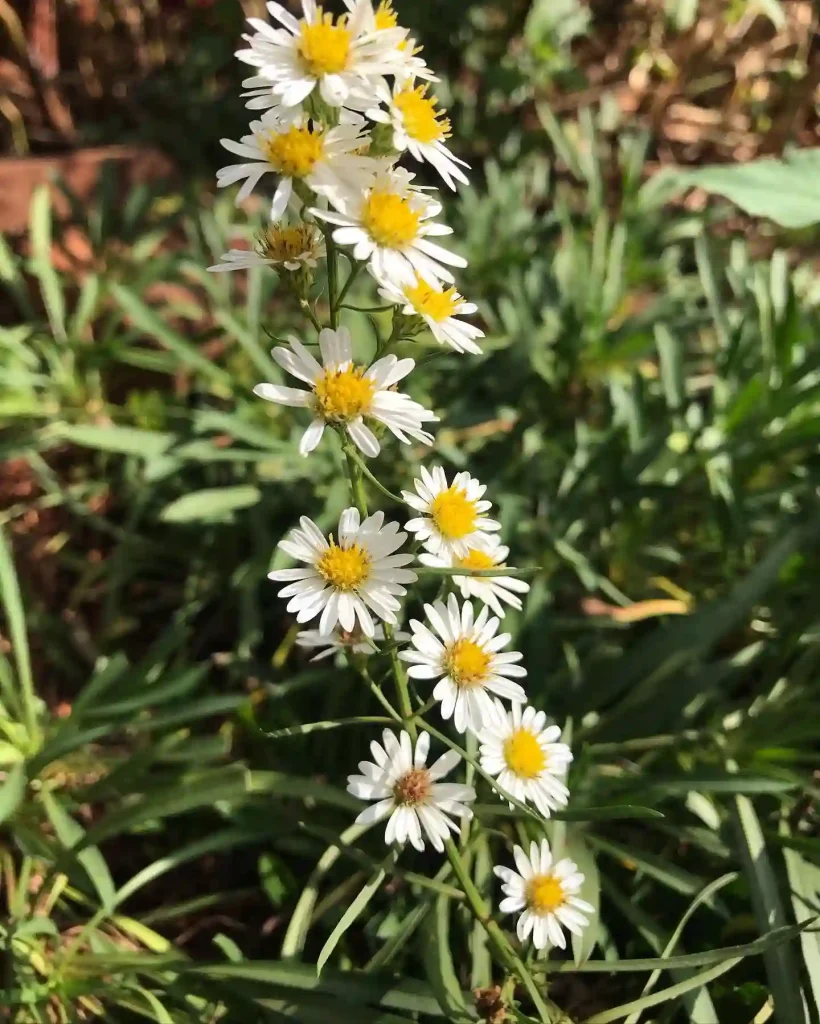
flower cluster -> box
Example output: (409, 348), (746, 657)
(212, 0), (590, 956)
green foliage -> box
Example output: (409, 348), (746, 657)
(1, 12), (819, 1024)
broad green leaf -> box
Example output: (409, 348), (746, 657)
(0, 761), (26, 825)
(48, 424), (174, 458)
(317, 865), (387, 974)
(566, 828), (600, 966)
(653, 149), (820, 228)
(160, 486), (262, 523)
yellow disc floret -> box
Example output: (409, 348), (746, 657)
(298, 9), (351, 77)
(430, 486), (478, 540)
(257, 223), (319, 264)
(317, 541), (371, 591)
(446, 638), (490, 686)
(503, 729), (547, 779)
(394, 84), (451, 144)
(527, 874), (566, 914)
(405, 279), (460, 322)
(314, 366), (375, 422)
(363, 190), (421, 249)
(456, 548), (497, 571)
(259, 124), (325, 178)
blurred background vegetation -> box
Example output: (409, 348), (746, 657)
(0, 1), (819, 1021)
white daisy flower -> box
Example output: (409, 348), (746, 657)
(269, 507), (417, 637)
(478, 700), (572, 818)
(368, 79), (469, 190)
(347, 0), (436, 82)
(400, 594), (527, 734)
(418, 537), (529, 617)
(295, 623), (408, 661)
(217, 113), (373, 220)
(253, 326), (438, 457)
(347, 729), (475, 852)
(312, 165), (467, 288)
(494, 840), (593, 951)
(378, 276), (484, 354)
(402, 466), (501, 559)
(208, 221), (325, 274)
(236, 0), (407, 109)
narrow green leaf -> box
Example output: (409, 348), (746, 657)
(625, 873), (737, 1024)
(0, 526), (37, 738)
(109, 282), (231, 387)
(41, 790), (116, 909)
(317, 865), (387, 974)
(584, 957), (741, 1023)
(542, 920), (811, 973)
(732, 794), (808, 1024)
(281, 822), (371, 959)
(30, 186), (66, 342)
(781, 839), (820, 1014)
(421, 890), (471, 1021)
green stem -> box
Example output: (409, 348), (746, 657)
(444, 838), (557, 1023)
(342, 439), (369, 518)
(325, 230), (339, 329)
(346, 447), (406, 505)
(340, 303), (395, 314)
(335, 259), (364, 309)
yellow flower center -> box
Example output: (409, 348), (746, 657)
(314, 366), (375, 422)
(503, 729), (547, 779)
(257, 223), (318, 264)
(527, 874), (566, 914)
(393, 84), (451, 144)
(259, 124), (325, 179)
(317, 541), (371, 591)
(393, 767), (431, 806)
(430, 486), (478, 540)
(446, 638), (490, 687)
(362, 189), (421, 249)
(404, 279), (460, 322)
(298, 10), (351, 77)
(375, 0), (398, 30)
(456, 548), (497, 571)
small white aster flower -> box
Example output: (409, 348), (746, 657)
(478, 700), (572, 818)
(236, 0), (407, 109)
(400, 594), (526, 734)
(312, 165), (467, 288)
(269, 507), (417, 637)
(347, 0), (436, 82)
(402, 465), (500, 559)
(418, 536), (529, 617)
(217, 113), (373, 220)
(254, 326), (438, 457)
(494, 840), (593, 951)
(378, 276), (484, 354)
(208, 221), (325, 274)
(368, 79), (469, 190)
(347, 729), (475, 852)
(295, 623), (408, 661)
